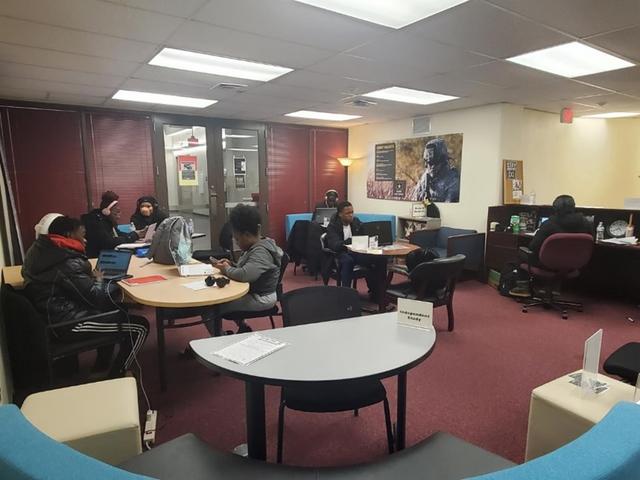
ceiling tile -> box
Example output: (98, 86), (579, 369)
(307, 54), (426, 85)
(273, 70), (383, 96)
(166, 20), (334, 69)
(0, 43), (140, 76)
(45, 92), (107, 106)
(0, 17), (158, 63)
(0, 76), (115, 97)
(401, 73), (504, 98)
(502, 79), (612, 104)
(196, 0), (388, 52)
(580, 66), (640, 97)
(131, 64), (264, 90)
(347, 32), (493, 76)
(0, 61), (126, 88)
(522, 101), (599, 115)
(587, 26), (640, 63)
(0, 0), (184, 43)
(119, 77), (237, 101)
(243, 83), (345, 104)
(486, 0), (640, 38)
(451, 61), (560, 88)
(108, 0), (208, 18)
(0, 86), (49, 101)
(406, 0), (571, 58)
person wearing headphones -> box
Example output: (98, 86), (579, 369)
(22, 215), (149, 378)
(315, 189), (339, 209)
(130, 196), (168, 230)
(82, 191), (146, 258)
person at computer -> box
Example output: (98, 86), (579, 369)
(315, 189), (339, 209)
(207, 204), (283, 334)
(326, 201), (385, 298)
(83, 191), (147, 258)
(21, 215), (149, 378)
(130, 196), (168, 230)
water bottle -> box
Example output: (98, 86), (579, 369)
(187, 218), (194, 235)
(596, 222), (605, 242)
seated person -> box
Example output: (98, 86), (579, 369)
(315, 189), (339, 209)
(21, 216), (149, 377)
(130, 195), (168, 230)
(326, 201), (385, 297)
(528, 194), (593, 264)
(82, 191), (146, 258)
(208, 205), (283, 334)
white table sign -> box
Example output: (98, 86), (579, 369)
(352, 236), (369, 250)
(397, 298), (433, 330)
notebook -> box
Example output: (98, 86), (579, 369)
(122, 275), (166, 286)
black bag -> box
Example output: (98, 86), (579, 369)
(498, 263), (527, 296)
(405, 248), (440, 272)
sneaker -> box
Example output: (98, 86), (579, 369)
(509, 283), (531, 298)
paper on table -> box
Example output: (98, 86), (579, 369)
(183, 280), (209, 291)
(351, 236), (368, 250)
(213, 334), (287, 366)
(115, 242), (151, 250)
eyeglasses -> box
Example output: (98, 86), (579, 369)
(205, 275), (230, 288)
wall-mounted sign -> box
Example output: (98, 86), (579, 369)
(375, 143), (396, 181)
(178, 155), (197, 186)
(234, 157), (247, 174)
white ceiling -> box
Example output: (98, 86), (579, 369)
(0, 0), (640, 127)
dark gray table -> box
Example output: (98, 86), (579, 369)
(191, 312), (437, 461)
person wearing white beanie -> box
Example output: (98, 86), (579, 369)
(34, 213), (63, 239)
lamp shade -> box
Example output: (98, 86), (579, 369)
(338, 157), (353, 167)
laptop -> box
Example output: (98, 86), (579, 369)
(142, 222), (157, 242)
(97, 250), (133, 281)
(363, 221), (393, 246)
(313, 207), (337, 226)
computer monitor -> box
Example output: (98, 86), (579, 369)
(363, 221), (393, 246)
(313, 207), (336, 226)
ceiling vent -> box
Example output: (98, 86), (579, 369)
(345, 98), (377, 107)
(413, 116), (431, 135)
(212, 82), (249, 91)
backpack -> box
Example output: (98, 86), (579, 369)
(498, 263), (528, 296)
(405, 248), (440, 272)
(147, 216), (192, 265)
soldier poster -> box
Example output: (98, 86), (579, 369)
(367, 133), (463, 203)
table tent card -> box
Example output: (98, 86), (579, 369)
(582, 329), (605, 394)
(397, 298), (433, 330)
(351, 236), (369, 250)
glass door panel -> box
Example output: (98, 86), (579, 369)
(222, 127), (260, 217)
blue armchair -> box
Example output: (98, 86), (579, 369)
(410, 227), (485, 275)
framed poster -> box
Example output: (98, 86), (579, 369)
(368, 133), (463, 203)
(503, 159), (524, 204)
(234, 157), (246, 174)
(177, 155), (197, 186)
(235, 174), (246, 189)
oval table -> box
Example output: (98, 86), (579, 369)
(191, 311), (436, 461)
(120, 256), (249, 391)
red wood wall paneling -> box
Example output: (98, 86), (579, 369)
(311, 128), (347, 204)
(267, 124), (310, 247)
(2, 108), (88, 248)
(87, 113), (155, 222)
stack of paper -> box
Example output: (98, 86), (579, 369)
(601, 237), (637, 245)
(213, 334), (287, 365)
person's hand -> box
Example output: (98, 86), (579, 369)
(212, 258), (231, 273)
(135, 226), (148, 238)
(94, 269), (104, 282)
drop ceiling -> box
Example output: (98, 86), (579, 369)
(0, 0), (639, 127)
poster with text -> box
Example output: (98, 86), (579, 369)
(178, 155), (198, 186)
(367, 133), (463, 202)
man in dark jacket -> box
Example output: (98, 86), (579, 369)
(326, 201), (384, 297)
(82, 191), (146, 258)
(130, 195), (168, 230)
(22, 216), (149, 377)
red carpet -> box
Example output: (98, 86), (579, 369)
(133, 267), (640, 466)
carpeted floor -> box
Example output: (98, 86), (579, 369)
(132, 266), (640, 466)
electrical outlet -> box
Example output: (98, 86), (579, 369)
(143, 409), (157, 445)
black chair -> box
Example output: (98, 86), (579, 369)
(319, 234), (369, 288)
(221, 252), (290, 331)
(1, 284), (125, 390)
(193, 222), (234, 263)
(604, 342), (640, 384)
(386, 254), (466, 332)
(287, 220), (310, 275)
(276, 286), (394, 463)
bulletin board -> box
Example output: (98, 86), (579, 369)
(503, 159), (524, 204)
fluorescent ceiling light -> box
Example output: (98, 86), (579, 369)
(174, 145), (207, 155)
(166, 128), (192, 137)
(149, 48), (293, 82)
(294, 0), (468, 28)
(363, 86), (458, 105)
(113, 90), (216, 108)
(285, 110), (362, 121)
(582, 112), (640, 118)
(507, 42), (634, 78)
(229, 148), (258, 152)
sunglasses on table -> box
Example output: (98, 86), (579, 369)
(205, 275), (230, 288)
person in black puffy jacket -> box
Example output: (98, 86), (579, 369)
(22, 216), (149, 377)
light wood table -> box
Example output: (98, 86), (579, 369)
(525, 369), (635, 461)
(3, 257), (249, 392)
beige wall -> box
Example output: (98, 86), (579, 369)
(520, 109), (640, 208)
(348, 104), (507, 233)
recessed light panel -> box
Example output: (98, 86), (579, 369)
(507, 42), (634, 78)
(285, 110), (362, 121)
(294, 0), (468, 28)
(363, 86), (458, 105)
(149, 48), (293, 82)
(112, 90), (216, 108)
(582, 112), (640, 118)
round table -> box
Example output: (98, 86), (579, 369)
(191, 312), (436, 461)
(119, 256), (249, 391)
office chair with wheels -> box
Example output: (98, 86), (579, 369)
(276, 286), (394, 463)
(221, 252), (290, 332)
(386, 254), (466, 332)
(520, 233), (594, 319)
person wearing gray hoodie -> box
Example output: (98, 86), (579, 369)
(208, 204), (283, 334)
